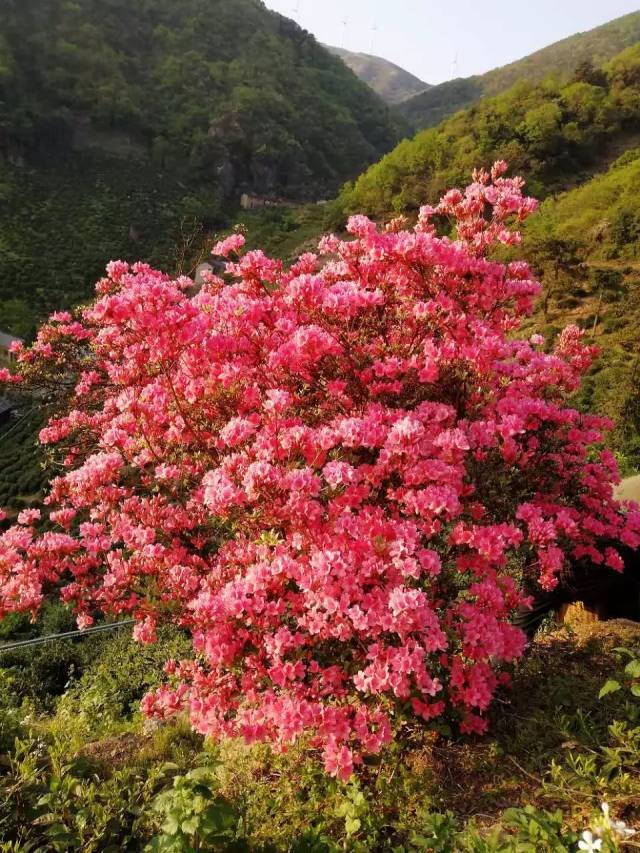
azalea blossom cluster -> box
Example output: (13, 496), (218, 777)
(1, 163), (639, 780)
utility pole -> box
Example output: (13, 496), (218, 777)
(451, 53), (459, 79)
(341, 17), (348, 48)
(369, 22), (378, 54)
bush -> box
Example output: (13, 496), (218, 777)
(50, 628), (192, 746)
(2, 165), (639, 783)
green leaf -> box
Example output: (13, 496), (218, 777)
(345, 816), (361, 836)
(631, 684), (640, 698)
(188, 766), (216, 782)
(599, 679), (622, 698)
(162, 814), (181, 835)
(613, 647), (636, 658)
(624, 659), (640, 678)
(180, 817), (199, 835)
(207, 801), (238, 832)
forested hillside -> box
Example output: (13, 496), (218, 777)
(0, 0), (404, 336)
(399, 10), (640, 129)
(327, 46), (430, 104)
(0, 0), (402, 195)
(335, 44), (640, 220)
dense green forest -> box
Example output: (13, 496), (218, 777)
(398, 10), (640, 130)
(0, 0), (405, 338)
(0, 0), (402, 195)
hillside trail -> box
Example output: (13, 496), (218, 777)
(586, 259), (640, 272)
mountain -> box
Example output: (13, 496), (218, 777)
(0, 0), (404, 332)
(334, 44), (640, 220)
(399, 11), (640, 129)
(0, 0), (404, 199)
(326, 46), (430, 104)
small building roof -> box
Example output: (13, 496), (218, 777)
(0, 331), (23, 348)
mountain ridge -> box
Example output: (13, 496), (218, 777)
(399, 10), (640, 129)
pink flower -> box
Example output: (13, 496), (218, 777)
(323, 743), (354, 781)
(17, 509), (41, 526)
(0, 368), (22, 384)
(133, 618), (158, 645)
(212, 233), (246, 257)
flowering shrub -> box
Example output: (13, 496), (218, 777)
(1, 163), (639, 780)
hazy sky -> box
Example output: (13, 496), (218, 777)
(263, 1), (640, 85)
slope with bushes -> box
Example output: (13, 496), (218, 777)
(1, 612), (638, 849)
(399, 10), (640, 129)
(334, 44), (640, 221)
(528, 148), (640, 258)
(521, 150), (640, 470)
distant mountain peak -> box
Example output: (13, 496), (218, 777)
(326, 45), (430, 104)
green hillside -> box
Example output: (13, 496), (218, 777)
(399, 11), (640, 129)
(0, 0), (404, 337)
(1, 0), (402, 198)
(326, 46), (430, 104)
(334, 44), (640, 221)
(520, 150), (640, 469)
(527, 148), (640, 258)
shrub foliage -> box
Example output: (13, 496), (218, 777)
(1, 165), (639, 780)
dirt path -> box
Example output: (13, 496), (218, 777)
(616, 474), (640, 502)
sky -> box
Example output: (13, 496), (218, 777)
(263, 0), (640, 85)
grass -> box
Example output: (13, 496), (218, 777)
(6, 617), (638, 849)
(207, 620), (640, 847)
